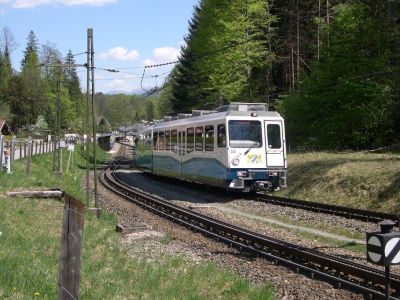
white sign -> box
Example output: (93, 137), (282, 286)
(385, 237), (400, 264)
(67, 144), (75, 151)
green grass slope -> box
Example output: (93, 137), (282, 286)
(276, 152), (400, 213)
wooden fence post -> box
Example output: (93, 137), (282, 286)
(57, 194), (85, 300)
(26, 137), (32, 176)
(10, 135), (16, 164)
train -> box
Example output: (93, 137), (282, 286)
(134, 102), (287, 192)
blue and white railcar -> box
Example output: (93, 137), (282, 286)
(135, 103), (287, 192)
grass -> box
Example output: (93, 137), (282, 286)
(275, 151), (400, 214)
(0, 148), (276, 299)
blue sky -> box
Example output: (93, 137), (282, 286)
(0, 0), (199, 93)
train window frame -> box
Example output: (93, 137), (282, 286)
(187, 127), (194, 153)
(205, 125), (214, 152)
(267, 124), (282, 149)
(171, 129), (178, 153)
(195, 126), (204, 151)
(217, 124), (226, 148)
(165, 130), (171, 151)
(228, 120), (262, 148)
(182, 131), (186, 155)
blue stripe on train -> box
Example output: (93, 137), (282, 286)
(152, 155), (277, 188)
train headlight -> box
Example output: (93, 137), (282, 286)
(231, 158), (240, 166)
(237, 171), (248, 177)
(269, 171), (278, 176)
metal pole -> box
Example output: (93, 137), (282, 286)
(89, 28), (99, 218)
(385, 265), (390, 300)
(86, 29), (91, 206)
(53, 68), (62, 176)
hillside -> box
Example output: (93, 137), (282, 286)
(275, 152), (400, 214)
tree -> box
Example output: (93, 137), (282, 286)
(170, 4), (209, 112)
(64, 49), (82, 115)
(21, 31), (39, 69)
(40, 42), (62, 79)
(6, 30), (45, 129)
(278, 2), (397, 150)
(0, 27), (14, 119)
(0, 26), (18, 54)
(170, 0), (275, 112)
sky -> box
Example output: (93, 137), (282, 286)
(0, 0), (199, 94)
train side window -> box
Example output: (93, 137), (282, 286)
(146, 134), (151, 150)
(153, 132), (158, 151)
(195, 127), (203, 151)
(159, 131), (164, 150)
(171, 130), (177, 153)
(187, 128), (194, 153)
(267, 124), (281, 149)
(205, 125), (214, 151)
(165, 130), (170, 151)
(217, 124), (226, 148)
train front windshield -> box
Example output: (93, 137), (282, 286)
(228, 120), (262, 148)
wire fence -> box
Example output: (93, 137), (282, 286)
(0, 135), (88, 174)
(1, 191), (86, 299)
(0, 136), (55, 165)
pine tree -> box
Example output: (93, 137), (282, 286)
(64, 49), (82, 115)
(21, 31), (39, 69)
(170, 5), (208, 112)
(15, 30), (45, 128)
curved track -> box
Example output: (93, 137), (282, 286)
(101, 149), (400, 299)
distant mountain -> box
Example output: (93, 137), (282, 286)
(106, 88), (144, 95)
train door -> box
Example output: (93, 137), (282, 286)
(264, 121), (285, 167)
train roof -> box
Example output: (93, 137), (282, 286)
(138, 103), (283, 133)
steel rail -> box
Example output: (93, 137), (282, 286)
(255, 194), (400, 226)
(100, 162), (399, 299)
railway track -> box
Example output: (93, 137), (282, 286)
(255, 194), (400, 227)
(100, 151), (400, 299)
(117, 142), (400, 227)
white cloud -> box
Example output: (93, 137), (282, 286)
(104, 79), (135, 92)
(98, 47), (140, 61)
(142, 47), (180, 66)
(8, 0), (116, 9)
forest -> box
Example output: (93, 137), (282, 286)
(157, 0), (400, 150)
(0, 0), (399, 150)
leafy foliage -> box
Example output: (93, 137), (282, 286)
(278, 2), (399, 150)
(0, 29), (84, 134)
(170, 0), (274, 111)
